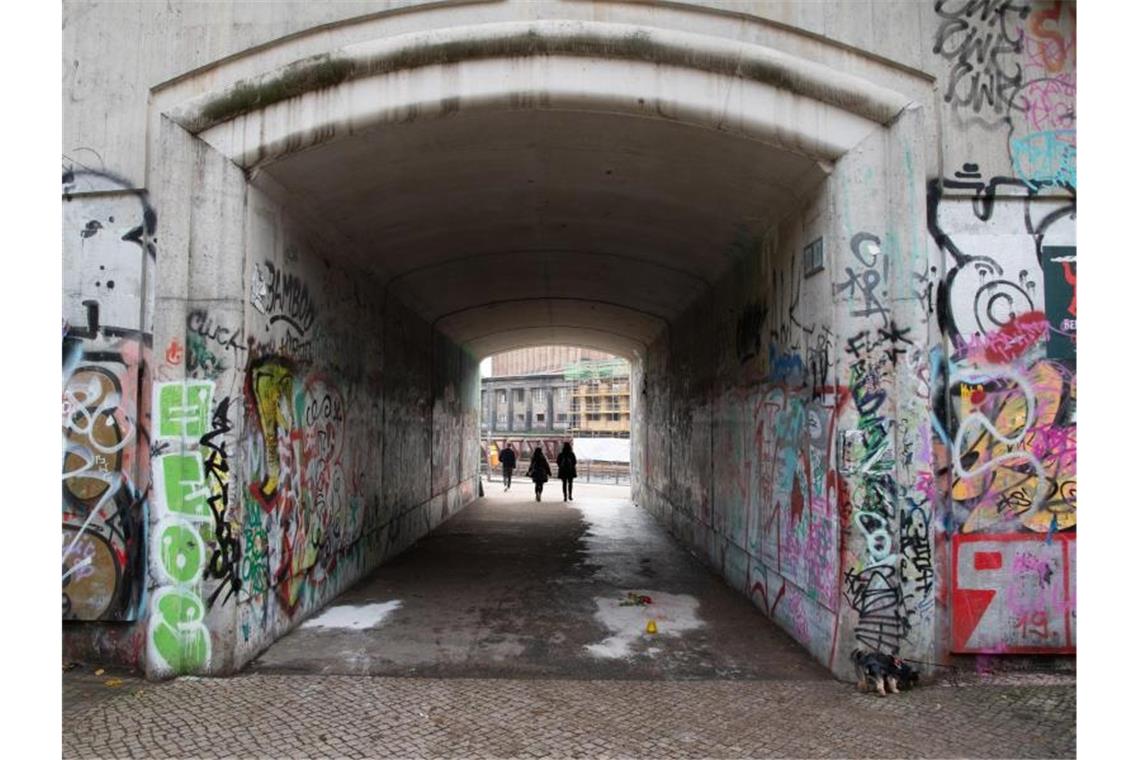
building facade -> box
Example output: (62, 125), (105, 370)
(481, 358), (630, 437)
(490, 346), (615, 377)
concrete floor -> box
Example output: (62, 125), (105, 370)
(250, 483), (830, 681)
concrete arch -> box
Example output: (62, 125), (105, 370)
(467, 329), (644, 362)
(434, 298), (664, 359)
(149, 17), (918, 356)
(127, 0), (945, 681)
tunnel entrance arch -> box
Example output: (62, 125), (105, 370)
(136, 4), (938, 680)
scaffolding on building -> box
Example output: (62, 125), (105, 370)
(564, 360), (631, 437)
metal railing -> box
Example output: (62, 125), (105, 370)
(481, 459), (630, 486)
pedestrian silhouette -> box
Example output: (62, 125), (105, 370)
(557, 441), (577, 501)
(526, 447), (552, 502)
(499, 443), (517, 491)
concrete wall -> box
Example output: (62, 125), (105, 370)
(633, 0), (1076, 675)
(64, 0), (1071, 193)
(927, 162), (1077, 657)
(62, 169), (158, 667)
(62, 130), (480, 677)
(924, 0), (1077, 660)
(636, 107), (946, 675)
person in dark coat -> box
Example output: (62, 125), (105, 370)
(556, 441), (578, 501)
(525, 447), (552, 502)
(499, 443), (517, 491)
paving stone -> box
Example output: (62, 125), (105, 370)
(63, 672), (1074, 759)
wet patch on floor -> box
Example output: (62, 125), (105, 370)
(585, 590), (703, 658)
(301, 601), (402, 630)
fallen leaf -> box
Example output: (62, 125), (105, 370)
(104, 678), (123, 687)
(94, 669), (105, 676)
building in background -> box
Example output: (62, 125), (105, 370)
(490, 346), (615, 378)
(481, 371), (574, 436)
(481, 350), (629, 438)
(565, 358), (630, 436)
(480, 350), (631, 483)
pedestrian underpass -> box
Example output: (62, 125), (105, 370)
(63, 1), (1077, 686)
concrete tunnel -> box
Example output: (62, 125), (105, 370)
(62, 2), (1077, 682)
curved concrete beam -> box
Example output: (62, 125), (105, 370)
(251, 106), (826, 291)
(173, 19), (911, 134)
(178, 19), (905, 169)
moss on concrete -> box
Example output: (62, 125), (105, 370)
(191, 29), (894, 131)
(200, 57), (355, 124)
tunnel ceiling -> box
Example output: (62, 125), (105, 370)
(257, 107), (828, 358)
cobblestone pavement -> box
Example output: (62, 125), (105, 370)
(63, 671), (1075, 759)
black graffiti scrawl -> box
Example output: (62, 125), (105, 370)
(932, 0), (1031, 125)
(251, 261), (317, 334)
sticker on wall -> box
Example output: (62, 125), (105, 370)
(1042, 246), (1076, 363)
(154, 381), (214, 441)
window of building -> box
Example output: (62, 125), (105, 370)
(536, 413), (545, 423)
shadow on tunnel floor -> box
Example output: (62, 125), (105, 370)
(249, 482), (832, 682)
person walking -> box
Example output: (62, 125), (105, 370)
(525, 446), (552, 502)
(556, 441), (578, 501)
(499, 443), (517, 491)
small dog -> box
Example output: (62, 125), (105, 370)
(850, 650), (919, 696)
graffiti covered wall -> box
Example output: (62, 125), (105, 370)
(926, 0), (1077, 657)
(226, 189), (480, 672)
(638, 106), (938, 675)
(634, 0), (1075, 675)
(63, 140), (480, 676)
(62, 165), (158, 667)
(929, 172), (1076, 654)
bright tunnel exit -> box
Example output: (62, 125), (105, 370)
(479, 347), (633, 499)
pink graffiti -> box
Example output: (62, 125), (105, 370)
(1012, 77), (1076, 133)
(1011, 551), (1055, 586)
(1028, 424), (1076, 472)
(1007, 550), (1069, 628)
(784, 590), (810, 644)
(914, 471), (938, 506)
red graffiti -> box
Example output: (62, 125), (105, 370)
(1027, 1), (1076, 75)
(1061, 261), (1076, 318)
(982, 312), (1049, 364)
(165, 339), (184, 365)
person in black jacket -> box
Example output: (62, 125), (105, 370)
(556, 441), (578, 501)
(525, 447), (552, 502)
(499, 443), (517, 491)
